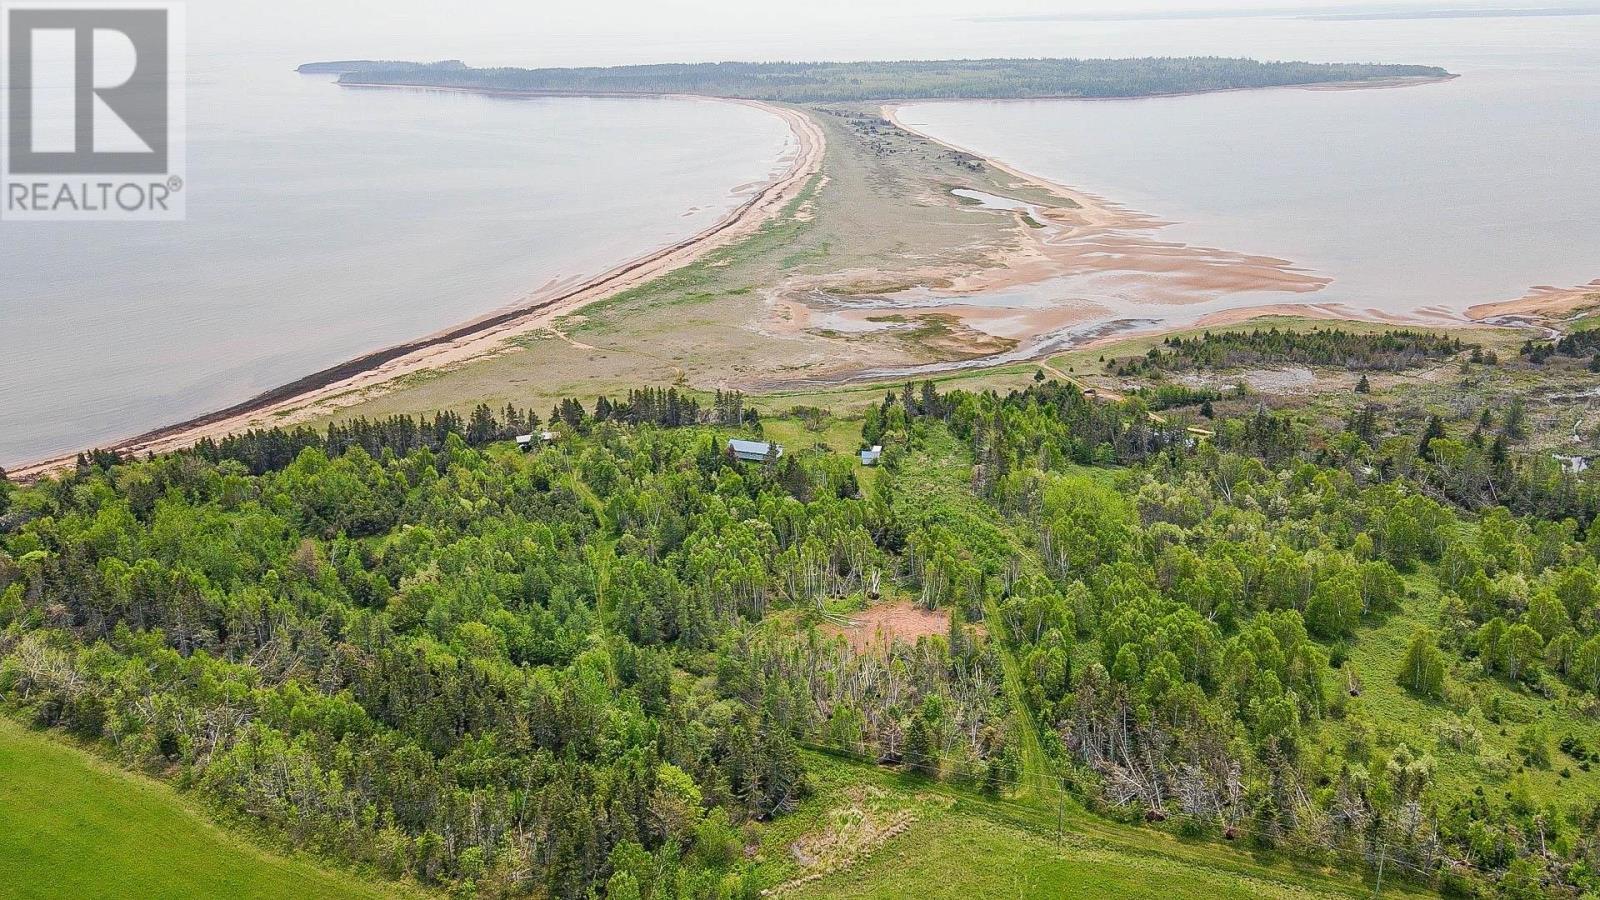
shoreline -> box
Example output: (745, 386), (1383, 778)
(9, 73), (1575, 478)
(742, 89), (1577, 393)
(883, 88), (1590, 331)
(6, 95), (825, 481)
(1465, 279), (1600, 323)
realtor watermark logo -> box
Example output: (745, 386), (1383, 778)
(2, 1), (185, 220)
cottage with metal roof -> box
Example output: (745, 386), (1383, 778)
(515, 431), (561, 452)
(727, 439), (781, 463)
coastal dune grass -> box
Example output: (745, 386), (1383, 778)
(0, 716), (412, 900)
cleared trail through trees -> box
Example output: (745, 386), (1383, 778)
(983, 589), (1056, 800)
(897, 430), (1058, 799)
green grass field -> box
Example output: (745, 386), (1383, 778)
(793, 814), (1322, 899)
(1327, 567), (1600, 808)
(0, 716), (416, 900)
(756, 752), (1427, 900)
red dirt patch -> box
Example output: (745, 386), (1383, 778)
(826, 601), (951, 653)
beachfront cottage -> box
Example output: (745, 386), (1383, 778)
(727, 439), (781, 463)
(860, 445), (883, 466)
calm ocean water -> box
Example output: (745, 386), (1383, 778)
(897, 14), (1600, 319)
(0, 56), (792, 466)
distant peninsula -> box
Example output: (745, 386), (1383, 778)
(296, 59), (467, 75)
(306, 56), (1452, 102)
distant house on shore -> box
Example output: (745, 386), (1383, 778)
(860, 445), (883, 466)
(728, 439), (781, 463)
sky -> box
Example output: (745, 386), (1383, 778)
(195, 0), (1594, 66)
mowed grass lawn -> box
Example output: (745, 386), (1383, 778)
(0, 716), (413, 900)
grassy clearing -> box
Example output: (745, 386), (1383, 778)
(794, 814), (1310, 900)
(759, 752), (1424, 900)
(0, 716), (417, 900)
(759, 415), (864, 458)
(749, 364), (1040, 418)
(1326, 562), (1600, 809)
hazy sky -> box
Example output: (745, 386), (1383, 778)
(196, 0), (1586, 65)
(201, 0), (1083, 54)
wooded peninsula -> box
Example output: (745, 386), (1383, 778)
(309, 56), (1451, 101)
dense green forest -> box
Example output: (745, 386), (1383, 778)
(4, 366), (1600, 897)
(325, 57), (1450, 102)
(1109, 327), (1472, 377)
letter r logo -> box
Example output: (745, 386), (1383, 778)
(6, 7), (169, 174)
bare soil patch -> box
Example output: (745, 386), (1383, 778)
(826, 601), (952, 653)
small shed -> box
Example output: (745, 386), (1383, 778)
(1556, 454), (1592, 474)
(860, 445), (883, 466)
(515, 434), (534, 451)
(728, 439), (781, 463)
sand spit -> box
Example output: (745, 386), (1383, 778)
(750, 104), (1340, 379)
(881, 103), (1330, 302)
(1466, 279), (1600, 324)
(8, 97), (825, 481)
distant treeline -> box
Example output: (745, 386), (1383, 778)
(1110, 327), (1470, 376)
(68, 388), (754, 479)
(325, 56), (1449, 102)
(297, 59), (466, 75)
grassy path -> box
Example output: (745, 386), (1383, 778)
(980, 589), (1055, 800)
(0, 716), (422, 900)
(894, 425), (1060, 798)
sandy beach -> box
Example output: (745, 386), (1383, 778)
(7, 98), (825, 481)
(1466, 279), (1600, 324)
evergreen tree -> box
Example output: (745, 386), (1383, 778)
(1419, 414), (1446, 459)
(1504, 396), (1527, 441)
(902, 713), (937, 777)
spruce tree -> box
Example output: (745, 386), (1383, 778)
(1419, 415), (1446, 458)
(902, 714), (936, 777)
